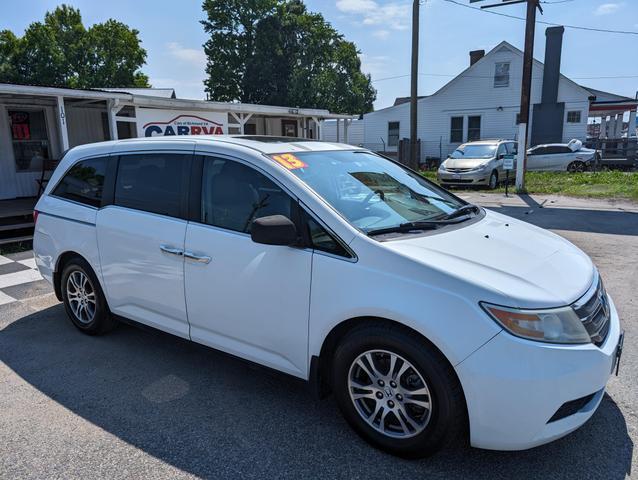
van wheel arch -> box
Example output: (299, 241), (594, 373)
(313, 317), (467, 409)
(53, 252), (93, 301)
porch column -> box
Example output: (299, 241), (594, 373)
(615, 114), (624, 138)
(599, 115), (607, 138)
(312, 117), (320, 140)
(336, 119), (340, 142)
(56, 96), (70, 151)
(107, 100), (119, 140)
(344, 119), (349, 144)
(628, 110), (637, 138)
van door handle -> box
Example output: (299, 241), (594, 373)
(160, 244), (184, 256)
(184, 251), (212, 264)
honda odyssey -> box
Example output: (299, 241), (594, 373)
(33, 136), (623, 458)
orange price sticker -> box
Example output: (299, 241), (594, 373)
(271, 153), (308, 170)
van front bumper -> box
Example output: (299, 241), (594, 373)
(455, 295), (621, 451)
(437, 170), (490, 186)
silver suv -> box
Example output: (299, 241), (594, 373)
(437, 139), (517, 189)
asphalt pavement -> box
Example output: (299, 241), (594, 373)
(0, 193), (636, 479)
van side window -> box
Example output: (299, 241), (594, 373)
(201, 157), (293, 233)
(52, 157), (107, 208)
(305, 212), (350, 258)
(114, 153), (189, 217)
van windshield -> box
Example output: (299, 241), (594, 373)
(274, 150), (464, 233)
(450, 144), (497, 159)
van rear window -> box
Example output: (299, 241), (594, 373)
(52, 157), (107, 208)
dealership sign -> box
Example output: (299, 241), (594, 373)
(136, 109), (227, 137)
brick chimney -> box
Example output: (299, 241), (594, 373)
(469, 50), (485, 66)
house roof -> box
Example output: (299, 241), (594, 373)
(101, 87), (176, 99)
(0, 82), (357, 120)
(426, 40), (592, 100)
(375, 40), (632, 113)
(582, 87), (635, 103)
(393, 96), (427, 106)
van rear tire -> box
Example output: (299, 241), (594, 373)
(61, 258), (117, 335)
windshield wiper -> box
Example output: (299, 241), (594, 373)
(438, 203), (481, 221)
(366, 217), (468, 237)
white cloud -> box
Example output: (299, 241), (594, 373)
(166, 42), (206, 66)
(372, 29), (391, 39)
(594, 3), (621, 15)
(336, 0), (411, 30)
(150, 77), (206, 100)
(359, 53), (390, 77)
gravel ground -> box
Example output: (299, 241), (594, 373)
(0, 194), (636, 479)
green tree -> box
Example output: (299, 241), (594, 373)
(202, 0), (376, 114)
(0, 4), (149, 88)
(201, 0), (277, 101)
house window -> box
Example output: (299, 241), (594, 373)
(468, 116), (481, 141)
(494, 62), (510, 87)
(567, 111), (581, 123)
(450, 117), (463, 143)
(388, 122), (400, 147)
(8, 110), (50, 172)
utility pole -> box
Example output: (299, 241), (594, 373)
(469, 0), (542, 191)
(515, 0), (539, 191)
(409, 0), (420, 170)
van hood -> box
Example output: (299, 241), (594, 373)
(443, 157), (490, 169)
(382, 210), (594, 308)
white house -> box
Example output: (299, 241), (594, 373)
(325, 28), (637, 163)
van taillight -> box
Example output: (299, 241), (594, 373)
(33, 210), (39, 225)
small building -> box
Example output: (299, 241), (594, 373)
(0, 83), (356, 200)
(325, 28), (637, 163)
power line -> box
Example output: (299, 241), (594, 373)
(371, 72), (638, 83)
(441, 0), (638, 35)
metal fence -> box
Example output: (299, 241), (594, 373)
(584, 137), (637, 170)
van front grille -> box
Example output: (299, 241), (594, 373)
(572, 274), (611, 347)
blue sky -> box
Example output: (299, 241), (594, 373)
(2, 0), (636, 109)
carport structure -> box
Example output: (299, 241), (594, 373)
(585, 88), (637, 167)
(0, 82), (356, 200)
(587, 87), (637, 139)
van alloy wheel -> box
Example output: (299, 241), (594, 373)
(66, 270), (96, 324)
(347, 349), (433, 439)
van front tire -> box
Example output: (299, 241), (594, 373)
(61, 258), (116, 335)
(331, 323), (467, 458)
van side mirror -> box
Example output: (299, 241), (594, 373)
(251, 215), (298, 246)
(498, 153), (505, 159)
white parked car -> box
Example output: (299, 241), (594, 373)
(33, 136), (622, 458)
(527, 139), (599, 172)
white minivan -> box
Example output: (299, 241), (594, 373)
(34, 136), (622, 458)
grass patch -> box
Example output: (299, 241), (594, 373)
(421, 170), (638, 201)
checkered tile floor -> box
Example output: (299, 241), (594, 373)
(0, 250), (52, 306)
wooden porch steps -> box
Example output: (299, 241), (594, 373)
(0, 198), (37, 248)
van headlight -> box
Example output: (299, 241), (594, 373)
(480, 303), (591, 344)
(438, 163), (447, 172)
(470, 164), (487, 172)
